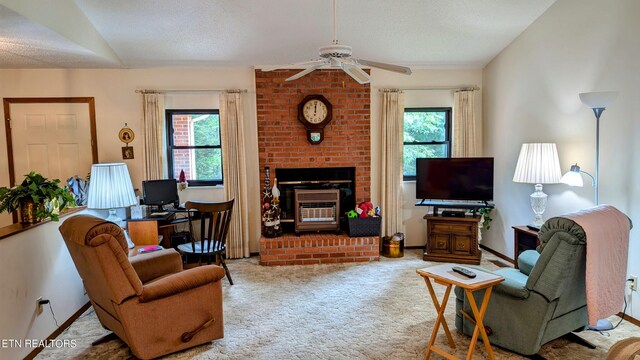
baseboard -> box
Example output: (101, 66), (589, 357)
(479, 244), (515, 265)
(25, 301), (92, 360)
(617, 312), (640, 327)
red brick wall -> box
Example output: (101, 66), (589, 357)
(255, 69), (371, 203)
(171, 115), (192, 180)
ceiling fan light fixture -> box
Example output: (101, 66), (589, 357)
(265, 0), (411, 82)
(319, 44), (352, 58)
(328, 57), (341, 67)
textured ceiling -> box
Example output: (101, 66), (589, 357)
(0, 0), (556, 69)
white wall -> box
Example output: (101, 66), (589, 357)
(0, 67), (262, 252)
(0, 214), (89, 359)
(0, 68), (261, 355)
(0, 66), (485, 250)
(370, 68), (483, 246)
(483, 0), (640, 317)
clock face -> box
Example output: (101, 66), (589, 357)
(302, 99), (328, 124)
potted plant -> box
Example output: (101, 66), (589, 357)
(478, 207), (494, 230)
(0, 171), (75, 223)
(477, 207), (494, 241)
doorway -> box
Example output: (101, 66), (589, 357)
(2, 97), (98, 224)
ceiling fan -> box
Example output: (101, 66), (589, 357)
(262, 0), (412, 84)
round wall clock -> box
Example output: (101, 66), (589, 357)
(298, 94), (332, 144)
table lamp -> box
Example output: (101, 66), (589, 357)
(87, 163), (137, 225)
(513, 143), (562, 228)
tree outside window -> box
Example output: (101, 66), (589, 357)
(403, 108), (451, 180)
(166, 110), (223, 186)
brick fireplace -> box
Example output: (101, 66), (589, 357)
(256, 69), (378, 265)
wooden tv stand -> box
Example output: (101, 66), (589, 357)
(423, 215), (481, 265)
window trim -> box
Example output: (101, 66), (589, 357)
(403, 107), (452, 181)
(166, 109), (223, 186)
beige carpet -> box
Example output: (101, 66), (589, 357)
(37, 250), (639, 359)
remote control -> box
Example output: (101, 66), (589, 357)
(452, 266), (476, 278)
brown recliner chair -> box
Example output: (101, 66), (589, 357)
(59, 214), (225, 359)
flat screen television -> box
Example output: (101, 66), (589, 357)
(415, 157), (494, 202)
(142, 179), (179, 210)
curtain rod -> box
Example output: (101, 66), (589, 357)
(135, 89), (248, 94)
(378, 86), (479, 92)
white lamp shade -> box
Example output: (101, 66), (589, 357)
(579, 91), (618, 109)
(560, 170), (584, 187)
(87, 163), (137, 209)
(513, 143), (562, 184)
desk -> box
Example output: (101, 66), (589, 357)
(417, 264), (504, 360)
(126, 212), (188, 248)
(512, 226), (539, 268)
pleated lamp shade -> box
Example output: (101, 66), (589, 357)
(512, 143), (562, 184)
(87, 163), (137, 210)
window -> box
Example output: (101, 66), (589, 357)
(403, 108), (451, 180)
(166, 109), (223, 186)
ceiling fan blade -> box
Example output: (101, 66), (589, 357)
(333, 57), (371, 84)
(285, 64), (325, 81)
(355, 59), (412, 75)
(261, 59), (326, 72)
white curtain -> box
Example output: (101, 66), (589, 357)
(380, 91), (405, 237)
(453, 90), (480, 157)
(220, 91), (250, 258)
(142, 93), (164, 179)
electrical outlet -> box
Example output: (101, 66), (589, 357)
(36, 296), (43, 314)
(630, 275), (638, 292)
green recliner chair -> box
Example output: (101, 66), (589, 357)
(454, 213), (630, 356)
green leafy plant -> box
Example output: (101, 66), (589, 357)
(478, 207), (494, 230)
(0, 171), (75, 222)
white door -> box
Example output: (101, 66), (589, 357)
(10, 102), (94, 183)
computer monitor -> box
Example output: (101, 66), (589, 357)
(142, 179), (179, 211)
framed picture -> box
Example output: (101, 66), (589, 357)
(119, 127), (135, 144)
(122, 146), (134, 160)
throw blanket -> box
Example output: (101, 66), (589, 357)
(565, 205), (631, 325)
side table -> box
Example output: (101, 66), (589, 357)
(417, 264), (504, 360)
(423, 215), (481, 265)
(512, 226), (539, 268)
